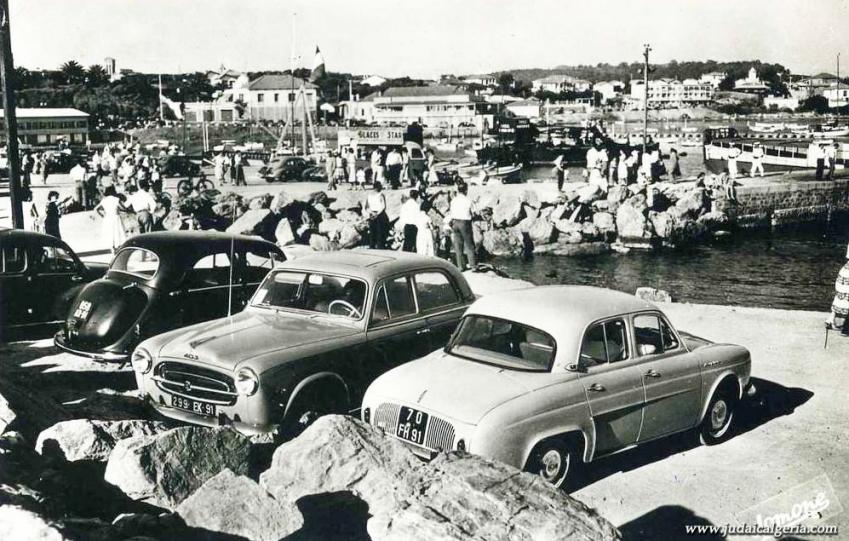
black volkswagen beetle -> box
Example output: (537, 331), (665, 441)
(54, 231), (284, 362)
(0, 229), (108, 341)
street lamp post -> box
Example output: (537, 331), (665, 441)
(642, 44), (652, 155)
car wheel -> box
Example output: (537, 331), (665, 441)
(526, 439), (575, 489)
(280, 387), (343, 441)
(700, 388), (736, 445)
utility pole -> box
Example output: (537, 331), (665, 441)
(642, 43), (651, 154)
(0, 0), (23, 229)
(837, 53), (841, 113)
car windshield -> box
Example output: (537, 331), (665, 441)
(448, 315), (555, 371)
(109, 248), (160, 279)
(252, 270), (367, 319)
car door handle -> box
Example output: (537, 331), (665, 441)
(644, 369), (662, 378)
(71, 274), (84, 282)
(587, 383), (605, 392)
(416, 328), (431, 335)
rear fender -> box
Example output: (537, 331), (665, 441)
(520, 422), (593, 468)
(698, 370), (742, 424)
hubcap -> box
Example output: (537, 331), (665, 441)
(540, 449), (567, 482)
(710, 399), (728, 431)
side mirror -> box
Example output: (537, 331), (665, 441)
(638, 344), (657, 356)
(566, 362), (586, 373)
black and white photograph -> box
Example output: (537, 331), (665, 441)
(0, 0), (848, 539)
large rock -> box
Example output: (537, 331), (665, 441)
(482, 229), (522, 256)
(338, 224), (362, 249)
(328, 190), (366, 211)
(592, 211), (615, 231)
(0, 392), (14, 435)
(606, 185), (629, 204)
(104, 426), (251, 510)
(270, 190), (294, 213)
(577, 183), (603, 204)
(649, 210), (679, 240)
(431, 192), (451, 215)
(615, 202), (651, 241)
(519, 189), (541, 209)
(475, 191), (499, 211)
(247, 193), (273, 210)
(335, 209), (363, 223)
(0, 505), (70, 541)
(177, 469), (303, 541)
(318, 218), (345, 240)
(274, 218), (296, 246)
(674, 188), (708, 217)
(491, 195), (524, 227)
(526, 218), (556, 245)
(554, 219), (583, 236)
(260, 416), (619, 541)
(226, 208), (272, 236)
(36, 419), (166, 462)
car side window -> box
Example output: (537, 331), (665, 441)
(243, 248), (277, 285)
(32, 246), (76, 273)
(1, 246), (26, 274)
(414, 271), (459, 312)
(186, 252), (232, 289)
(371, 276), (417, 323)
(580, 319), (629, 367)
(660, 317), (680, 351)
(634, 314), (665, 356)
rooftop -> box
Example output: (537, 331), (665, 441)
(0, 108), (89, 118)
(381, 85), (467, 98)
(248, 74), (317, 91)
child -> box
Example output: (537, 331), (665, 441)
(355, 168), (366, 190)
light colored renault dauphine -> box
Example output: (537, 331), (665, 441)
(361, 285), (754, 488)
(130, 250), (474, 437)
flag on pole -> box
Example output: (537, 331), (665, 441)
(310, 46), (325, 82)
(160, 94), (184, 120)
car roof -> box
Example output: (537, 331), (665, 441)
(277, 249), (467, 285)
(465, 285), (661, 368)
(122, 231), (281, 253)
(0, 228), (73, 250)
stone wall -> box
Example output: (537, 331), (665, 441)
(715, 180), (849, 229)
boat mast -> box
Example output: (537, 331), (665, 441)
(642, 43), (651, 154)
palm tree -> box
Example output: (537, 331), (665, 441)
(60, 60), (85, 85)
(86, 64), (109, 86)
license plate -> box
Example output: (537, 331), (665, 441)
(171, 395), (216, 417)
(396, 406), (428, 446)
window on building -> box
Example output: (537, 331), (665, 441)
(274, 93), (279, 103)
(257, 93), (264, 103)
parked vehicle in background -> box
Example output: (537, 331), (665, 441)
(55, 232), (284, 362)
(259, 156), (312, 182)
(130, 250), (475, 437)
(362, 286), (754, 489)
(158, 155), (201, 178)
(0, 229), (108, 341)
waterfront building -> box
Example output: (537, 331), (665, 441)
(371, 86), (492, 129)
(824, 86), (849, 108)
(798, 73), (838, 90)
(340, 92), (378, 124)
(700, 71), (728, 89)
(763, 96), (801, 111)
(733, 67), (770, 95)
(629, 78), (715, 109)
(206, 65), (243, 89)
(532, 74), (591, 93)
(360, 74), (388, 87)
(593, 81), (625, 104)
(505, 98), (542, 119)
(185, 74), (318, 123)
(462, 74), (498, 87)
(0, 108), (89, 146)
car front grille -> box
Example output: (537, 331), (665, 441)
(374, 402), (456, 452)
(153, 361), (237, 406)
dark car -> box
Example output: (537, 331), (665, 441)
(54, 231), (285, 362)
(0, 229), (108, 341)
(259, 156), (311, 182)
(159, 155), (201, 178)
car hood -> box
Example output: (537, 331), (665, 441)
(156, 308), (360, 371)
(369, 350), (551, 425)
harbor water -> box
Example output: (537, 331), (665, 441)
(497, 218), (849, 312)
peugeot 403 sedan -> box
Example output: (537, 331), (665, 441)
(129, 250), (475, 437)
(55, 232), (284, 362)
(362, 285), (754, 488)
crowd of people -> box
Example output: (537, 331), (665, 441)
(323, 145), (438, 192)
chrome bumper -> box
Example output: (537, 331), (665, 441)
(53, 332), (129, 362)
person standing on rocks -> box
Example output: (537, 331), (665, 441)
(727, 147), (741, 180)
(826, 142), (838, 181)
(670, 148), (682, 180)
(553, 153), (567, 191)
(398, 189), (420, 252)
(448, 182), (476, 270)
(617, 150), (629, 185)
(233, 152), (247, 186)
(826, 243), (849, 336)
(750, 142), (765, 178)
(325, 151), (338, 190)
(365, 182), (389, 249)
(214, 152), (228, 185)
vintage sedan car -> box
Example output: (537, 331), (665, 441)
(55, 231), (284, 362)
(129, 250), (474, 437)
(361, 286), (754, 488)
(0, 229), (108, 341)
(259, 156), (312, 182)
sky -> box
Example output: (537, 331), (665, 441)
(8, 0), (849, 78)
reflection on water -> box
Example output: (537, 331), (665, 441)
(497, 219), (849, 311)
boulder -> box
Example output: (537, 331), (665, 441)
(696, 210), (730, 230)
(260, 416), (619, 541)
(104, 426), (251, 510)
(313, 202), (332, 220)
(0, 505), (70, 541)
(491, 195), (524, 227)
(36, 419), (166, 462)
(338, 224), (362, 249)
(481, 229), (522, 256)
(0, 392), (14, 434)
(274, 219), (296, 246)
(636, 287), (673, 303)
(592, 211), (615, 231)
(247, 193), (273, 210)
(577, 183), (603, 204)
(606, 185), (629, 204)
(554, 220), (583, 236)
(177, 469), (303, 541)
(581, 222), (601, 241)
(536, 241), (609, 256)
(308, 233), (333, 251)
(526, 218), (556, 245)
(270, 191), (294, 213)
(328, 191), (365, 211)
(160, 209), (184, 231)
(226, 208), (271, 236)
(431, 192), (451, 215)
(591, 200), (611, 212)
(649, 211), (678, 240)
(318, 218), (345, 240)
(308, 191), (330, 207)
(474, 191), (499, 211)
(674, 188), (708, 217)
(616, 201), (651, 241)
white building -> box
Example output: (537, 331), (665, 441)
(699, 71), (727, 88)
(505, 98), (541, 118)
(532, 74), (591, 93)
(372, 86), (488, 129)
(206, 65), (243, 89)
(593, 81), (625, 103)
(824, 86), (849, 108)
(187, 73), (318, 122)
(341, 92), (378, 124)
(360, 75), (388, 87)
(734, 67), (769, 94)
(630, 78), (715, 109)
(2, 108), (90, 146)
(463, 74), (498, 87)
(763, 96), (801, 111)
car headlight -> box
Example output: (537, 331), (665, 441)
(235, 368), (259, 396)
(130, 348), (152, 374)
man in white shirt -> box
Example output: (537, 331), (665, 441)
(129, 180), (158, 233)
(397, 190), (421, 252)
(826, 142), (838, 181)
(750, 142), (765, 178)
(448, 183), (476, 270)
(364, 181), (388, 249)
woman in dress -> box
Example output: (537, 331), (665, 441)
(95, 185), (127, 253)
(415, 201), (435, 256)
(670, 148), (682, 180)
(826, 244), (849, 336)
